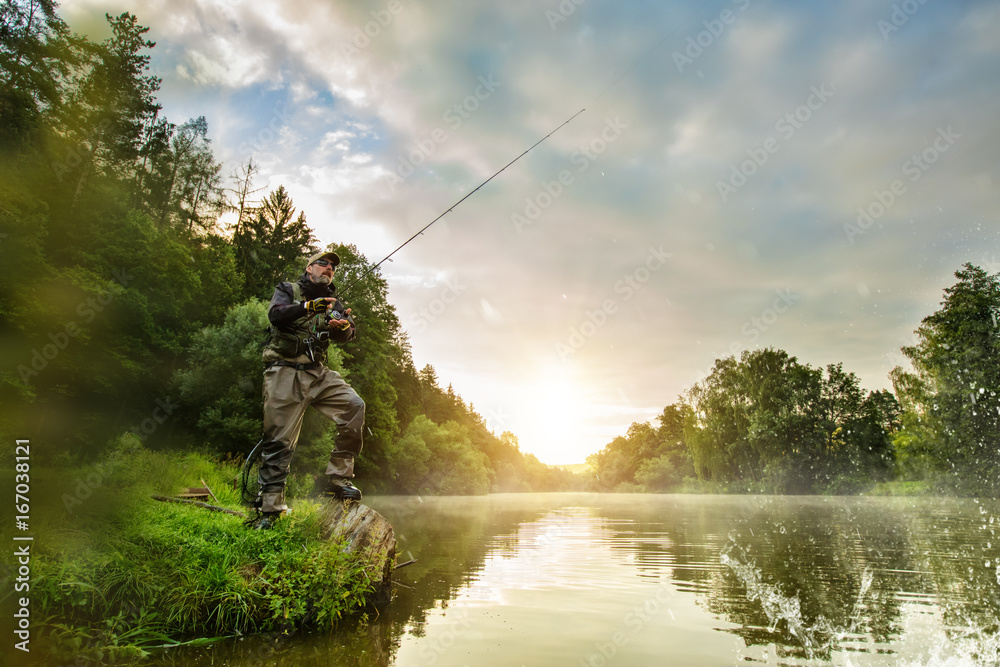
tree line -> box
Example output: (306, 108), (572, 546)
(0, 5), (577, 494)
(586, 263), (1000, 496)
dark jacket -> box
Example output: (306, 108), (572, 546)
(263, 274), (356, 363)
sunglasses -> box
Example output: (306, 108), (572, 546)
(313, 259), (335, 267)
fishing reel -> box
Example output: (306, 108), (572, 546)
(325, 310), (352, 331)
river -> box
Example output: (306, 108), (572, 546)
(158, 493), (1000, 666)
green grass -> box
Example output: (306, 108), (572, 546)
(31, 435), (378, 664)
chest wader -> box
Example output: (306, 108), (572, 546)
(245, 282), (366, 524)
(243, 282), (330, 523)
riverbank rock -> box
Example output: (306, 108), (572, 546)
(319, 500), (395, 604)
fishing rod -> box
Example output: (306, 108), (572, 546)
(338, 0), (716, 298)
(339, 107), (587, 297)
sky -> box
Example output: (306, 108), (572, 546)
(60, 0), (1000, 465)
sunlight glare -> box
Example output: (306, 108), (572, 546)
(517, 362), (591, 464)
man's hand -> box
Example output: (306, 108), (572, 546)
(304, 297), (335, 314)
(329, 307), (353, 331)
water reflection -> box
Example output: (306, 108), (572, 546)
(156, 494), (1000, 666)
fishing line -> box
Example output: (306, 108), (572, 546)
(340, 106), (586, 296)
(340, 0), (717, 297)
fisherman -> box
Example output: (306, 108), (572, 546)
(252, 250), (366, 530)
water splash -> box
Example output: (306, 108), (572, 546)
(845, 565), (875, 635)
(897, 626), (1000, 667)
(722, 542), (1000, 666)
(720, 542), (872, 660)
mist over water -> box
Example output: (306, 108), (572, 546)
(156, 494), (1000, 666)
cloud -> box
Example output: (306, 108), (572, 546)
(175, 34), (268, 87)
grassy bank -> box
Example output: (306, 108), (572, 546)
(30, 436), (377, 664)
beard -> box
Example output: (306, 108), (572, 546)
(310, 273), (332, 285)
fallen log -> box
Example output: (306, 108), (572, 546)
(320, 500), (396, 604)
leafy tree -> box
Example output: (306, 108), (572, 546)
(519, 451), (577, 491)
(383, 415), (490, 495)
(143, 115), (223, 230)
(814, 367), (899, 493)
(632, 403), (697, 491)
(52, 12), (161, 203)
(587, 422), (659, 490)
(634, 456), (681, 491)
(685, 348), (896, 493)
(685, 349), (813, 487)
(231, 185), (316, 300)
(0, 0), (78, 151)
(586, 403), (696, 492)
(891, 263), (1000, 494)
(387, 332), (422, 430)
(172, 300), (271, 452)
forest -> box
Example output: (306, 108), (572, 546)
(4, 5), (999, 499)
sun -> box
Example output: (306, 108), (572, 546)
(516, 362), (593, 465)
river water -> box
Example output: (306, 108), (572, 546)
(160, 493), (1000, 666)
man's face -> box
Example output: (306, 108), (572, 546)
(306, 259), (335, 285)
